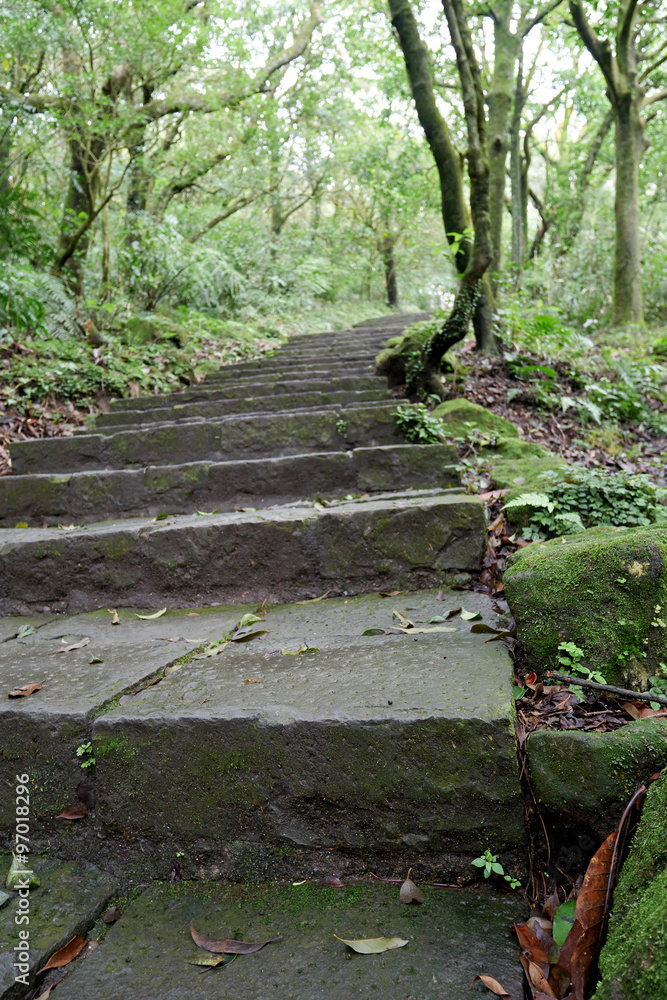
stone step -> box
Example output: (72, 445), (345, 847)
(201, 361), (375, 383)
(0, 444), (458, 526)
(87, 396), (393, 438)
(95, 387), (390, 429)
(201, 354), (377, 376)
(0, 856), (116, 998)
(0, 589), (522, 873)
(0, 491), (486, 612)
(46, 881), (524, 1000)
(10, 402), (411, 474)
(109, 375), (386, 412)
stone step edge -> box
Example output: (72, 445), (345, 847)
(0, 491), (487, 612)
(0, 444), (461, 526)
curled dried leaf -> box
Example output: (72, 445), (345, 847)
(38, 934), (87, 973)
(334, 935), (408, 954)
(399, 876), (425, 904)
(468, 974), (511, 998)
(8, 682), (42, 699)
(190, 924), (281, 955)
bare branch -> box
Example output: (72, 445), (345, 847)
(188, 190), (257, 242)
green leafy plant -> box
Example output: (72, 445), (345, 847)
(336, 418), (347, 436)
(76, 741), (95, 770)
(394, 403), (444, 444)
(556, 641), (606, 699)
(471, 849), (521, 890)
(504, 467), (667, 540)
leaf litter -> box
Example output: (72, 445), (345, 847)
(38, 934), (87, 973)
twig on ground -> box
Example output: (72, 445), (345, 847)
(548, 671), (667, 707)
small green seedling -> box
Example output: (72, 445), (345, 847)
(471, 849), (521, 889)
(76, 742), (96, 770)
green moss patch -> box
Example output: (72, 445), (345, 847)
(431, 399), (520, 441)
(594, 770), (667, 999)
(504, 524), (667, 685)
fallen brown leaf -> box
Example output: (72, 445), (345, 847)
(468, 973), (511, 997)
(558, 832), (616, 1000)
(317, 875), (344, 887)
(47, 637), (90, 655)
(8, 682), (42, 699)
(107, 608), (120, 625)
(38, 934), (87, 973)
(190, 924), (282, 954)
(103, 905), (122, 924)
(56, 802), (88, 820)
(399, 868), (425, 904)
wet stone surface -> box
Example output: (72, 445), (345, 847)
(52, 880), (524, 1000)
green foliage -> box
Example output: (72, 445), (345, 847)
(556, 642), (606, 699)
(76, 741), (95, 770)
(471, 849), (521, 890)
(394, 403), (444, 444)
(504, 467), (667, 540)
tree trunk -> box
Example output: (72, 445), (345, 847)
(388, 0), (497, 353)
(613, 95), (645, 325)
(487, 1), (517, 290)
(56, 138), (101, 295)
(379, 232), (399, 306)
(509, 50), (525, 276)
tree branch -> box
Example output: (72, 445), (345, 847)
(253, 1), (323, 91)
(643, 86), (667, 106)
(188, 190), (257, 242)
(519, 0), (563, 38)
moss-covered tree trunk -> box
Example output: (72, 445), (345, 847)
(388, 0), (497, 357)
(613, 93), (645, 325)
(568, 0), (664, 328)
(487, 0), (517, 290)
(379, 232), (399, 307)
(55, 136), (103, 296)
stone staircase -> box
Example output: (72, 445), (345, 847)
(0, 314), (524, 999)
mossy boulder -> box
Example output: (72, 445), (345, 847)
(120, 315), (189, 348)
(481, 438), (551, 463)
(594, 768), (667, 999)
(431, 398), (520, 441)
(490, 454), (569, 493)
(375, 322), (455, 388)
(504, 524), (667, 686)
(526, 720), (667, 838)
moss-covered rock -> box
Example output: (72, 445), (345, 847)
(504, 524), (667, 685)
(431, 398), (520, 441)
(594, 769), (667, 999)
(481, 438), (551, 462)
(527, 721), (667, 838)
(120, 315), (189, 348)
(490, 454), (569, 492)
(375, 323), (455, 388)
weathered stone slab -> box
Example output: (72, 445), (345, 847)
(505, 525), (667, 685)
(89, 398), (393, 439)
(0, 611), (205, 824)
(94, 388), (389, 428)
(10, 403), (411, 474)
(526, 720), (667, 838)
(0, 491), (486, 610)
(0, 444), (460, 526)
(52, 881), (523, 1000)
(203, 362), (375, 383)
(92, 620), (522, 853)
(0, 858), (115, 999)
(108, 376), (383, 412)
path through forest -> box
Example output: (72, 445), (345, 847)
(0, 314), (526, 999)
